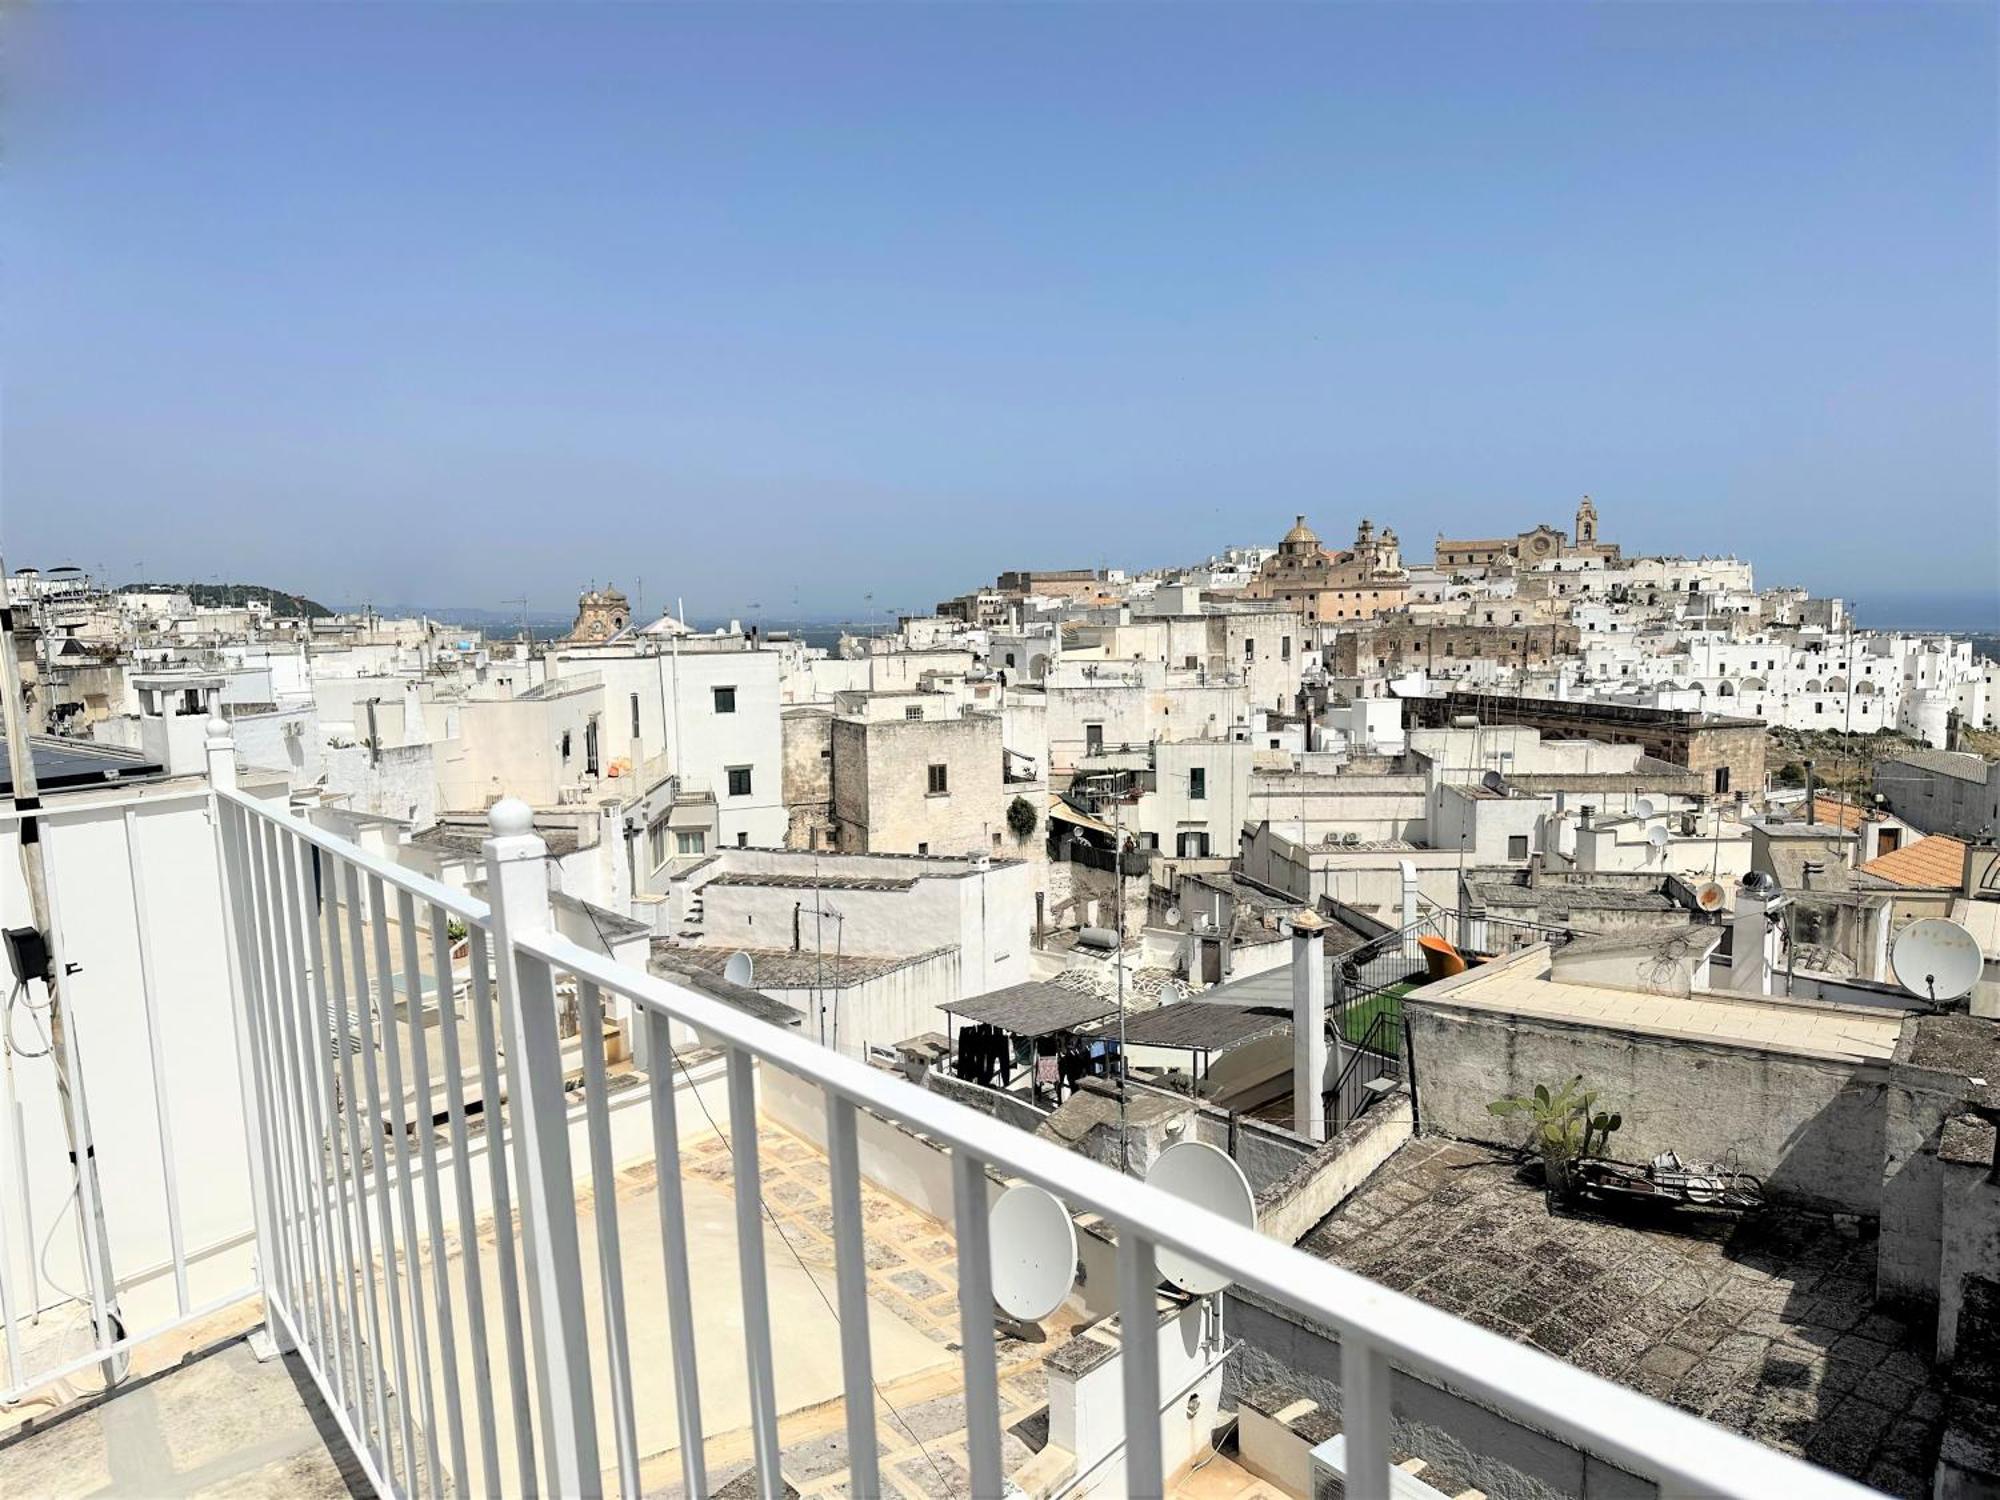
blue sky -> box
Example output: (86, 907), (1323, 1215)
(6, 3), (1995, 625)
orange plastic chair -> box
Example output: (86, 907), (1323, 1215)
(1418, 933), (1468, 980)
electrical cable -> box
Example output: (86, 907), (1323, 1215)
(4, 979), (54, 1059)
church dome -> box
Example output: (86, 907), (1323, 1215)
(1282, 514), (1319, 546)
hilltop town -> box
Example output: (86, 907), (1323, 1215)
(5, 504), (2000, 1499)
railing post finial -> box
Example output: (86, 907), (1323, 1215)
(204, 715), (237, 793)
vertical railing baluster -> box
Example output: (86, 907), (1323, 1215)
(351, 867), (420, 1490)
(429, 905), (503, 1500)
(314, 847), (373, 1453)
(1342, 1334), (1392, 1500)
(466, 924), (540, 1494)
(261, 819), (337, 1382)
(953, 1149), (1004, 1498)
(484, 803), (600, 1497)
(1118, 1232), (1164, 1499)
(401, 895), (472, 1498)
(825, 1094), (880, 1498)
(377, 878), (445, 1496)
(277, 824), (352, 1409)
(204, 733), (288, 1366)
(577, 980), (640, 1497)
(331, 859), (396, 1479)
(241, 811), (306, 1342)
(120, 807), (189, 1317)
(727, 1048), (781, 1500)
(643, 1010), (706, 1499)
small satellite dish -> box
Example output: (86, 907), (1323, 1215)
(1481, 769), (1508, 794)
(1646, 825), (1671, 850)
(1891, 918), (1983, 1004)
(1634, 796), (1659, 820)
(1143, 1141), (1256, 1295)
(723, 951), (754, 987)
(1695, 880), (1729, 913)
(1165, 907), (1182, 927)
(988, 1183), (1077, 1321)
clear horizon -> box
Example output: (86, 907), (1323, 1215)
(5, 3), (1995, 622)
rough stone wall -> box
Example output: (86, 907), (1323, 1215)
(781, 708), (833, 849)
(1405, 1001), (1889, 1214)
(1684, 723), (1767, 795)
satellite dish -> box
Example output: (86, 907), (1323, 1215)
(1143, 1141), (1256, 1294)
(988, 1183), (1077, 1321)
(1695, 880), (1729, 913)
(1165, 907), (1182, 927)
(723, 951), (754, 987)
(1646, 825), (1671, 850)
(1481, 769), (1508, 795)
(1634, 797), (1659, 820)
(1891, 918), (1983, 1004)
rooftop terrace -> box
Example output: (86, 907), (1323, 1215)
(1302, 1139), (1946, 1497)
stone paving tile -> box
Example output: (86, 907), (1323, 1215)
(1303, 1137), (1950, 1488)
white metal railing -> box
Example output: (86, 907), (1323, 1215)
(206, 735), (1877, 1499)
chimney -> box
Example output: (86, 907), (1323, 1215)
(1578, 804), (1595, 830)
(1728, 874), (1787, 996)
(1803, 761), (1817, 822)
(1290, 910), (1331, 1142)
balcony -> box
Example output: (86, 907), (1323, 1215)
(0, 723), (1885, 1499)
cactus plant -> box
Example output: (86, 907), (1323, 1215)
(1488, 1076), (1622, 1198)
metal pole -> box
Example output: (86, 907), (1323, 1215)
(0, 551), (126, 1383)
(1114, 787), (1128, 1174)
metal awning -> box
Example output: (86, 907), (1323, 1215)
(940, 982), (1118, 1038)
(1048, 800), (1115, 838)
(1081, 1002), (1291, 1053)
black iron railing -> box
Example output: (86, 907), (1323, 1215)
(1323, 909), (1574, 1135)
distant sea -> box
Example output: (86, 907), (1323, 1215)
(1849, 589), (1998, 634)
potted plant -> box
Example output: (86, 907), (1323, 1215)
(1487, 1076), (1621, 1200)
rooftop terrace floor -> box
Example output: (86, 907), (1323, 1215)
(1305, 1139), (1946, 1497)
(0, 1337), (364, 1499)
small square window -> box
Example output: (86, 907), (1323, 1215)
(676, 831), (705, 855)
(905, 705), (923, 720)
(1507, 835), (1529, 860)
(927, 764), (948, 795)
(713, 686), (737, 714)
(727, 766), (753, 797)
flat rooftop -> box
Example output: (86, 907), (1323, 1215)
(1305, 1138), (1946, 1496)
(1425, 948), (1905, 1062)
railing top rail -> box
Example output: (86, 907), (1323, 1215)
(515, 925), (1870, 1500)
(217, 784), (490, 924)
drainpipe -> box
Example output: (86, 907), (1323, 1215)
(1803, 760), (1817, 822)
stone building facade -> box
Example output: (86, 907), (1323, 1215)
(1403, 691), (1768, 798)
(829, 710), (1008, 857)
(1434, 496), (1622, 571)
(1243, 515), (1409, 623)
(561, 584), (630, 644)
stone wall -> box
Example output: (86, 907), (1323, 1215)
(1405, 999), (1889, 1214)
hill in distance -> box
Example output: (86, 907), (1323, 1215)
(122, 581), (333, 619)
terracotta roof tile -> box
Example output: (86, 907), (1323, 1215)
(1858, 834), (1965, 888)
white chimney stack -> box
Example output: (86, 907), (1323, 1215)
(1291, 910), (1331, 1142)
